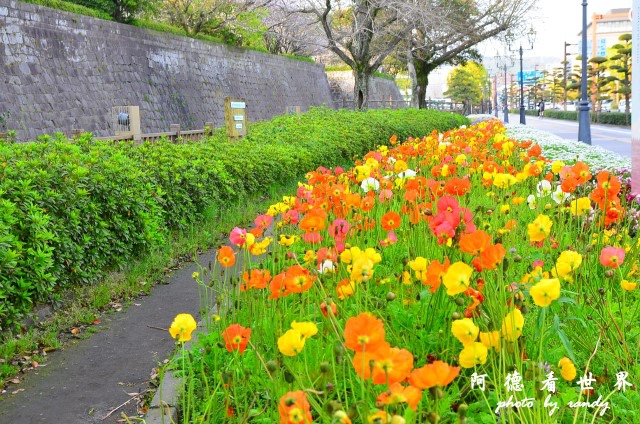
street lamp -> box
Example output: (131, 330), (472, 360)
(578, 1), (592, 145)
(563, 42), (577, 111)
(510, 28), (536, 125)
(494, 73), (499, 118)
(495, 53), (514, 123)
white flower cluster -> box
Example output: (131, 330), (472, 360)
(466, 115), (631, 171)
(505, 124), (631, 171)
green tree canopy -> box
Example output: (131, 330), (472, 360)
(444, 63), (485, 110)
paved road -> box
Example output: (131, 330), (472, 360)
(497, 113), (632, 157)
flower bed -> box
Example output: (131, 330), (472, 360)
(0, 108), (466, 330)
(169, 119), (640, 423)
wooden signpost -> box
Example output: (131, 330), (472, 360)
(225, 97), (247, 140)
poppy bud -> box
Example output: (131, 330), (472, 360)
(452, 312), (461, 320)
(284, 369), (295, 383)
(326, 382), (336, 393)
(599, 287), (606, 295)
(266, 360), (278, 373)
(216, 342), (225, 349)
(319, 361), (331, 374)
(390, 415), (406, 424)
(427, 412), (440, 423)
(386, 292), (396, 301)
(457, 404), (468, 417)
(521, 305), (529, 314)
(325, 400), (341, 413)
(455, 297), (465, 306)
(513, 254), (522, 263)
(604, 270), (614, 278)
(347, 404), (358, 419)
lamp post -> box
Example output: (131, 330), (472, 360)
(578, 1), (592, 145)
(510, 28), (536, 125)
(563, 42), (577, 111)
(496, 53), (513, 123)
(494, 73), (499, 118)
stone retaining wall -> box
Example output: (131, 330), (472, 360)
(0, 1), (334, 140)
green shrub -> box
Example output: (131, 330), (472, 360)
(594, 112), (630, 126)
(0, 108), (468, 329)
(21, 0), (113, 20)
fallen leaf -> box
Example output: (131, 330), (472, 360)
(71, 328), (80, 335)
(31, 361), (39, 368)
(11, 389), (24, 395)
(92, 319), (101, 325)
(127, 392), (139, 397)
(9, 378), (20, 384)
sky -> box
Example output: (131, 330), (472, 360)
(530, 0), (629, 58)
(479, 0), (629, 68)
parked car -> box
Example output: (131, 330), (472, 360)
(600, 100), (612, 112)
(619, 99), (632, 113)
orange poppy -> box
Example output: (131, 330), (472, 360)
(217, 246), (236, 268)
(299, 209), (326, 233)
(380, 211), (402, 231)
(424, 258), (450, 292)
(459, 230), (492, 255)
(472, 243), (506, 272)
(560, 176), (578, 193)
(221, 324), (251, 353)
(360, 193), (376, 212)
(278, 390), (313, 424)
(409, 360), (460, 389)
(241, 269), (272, 291)
(344, 312), (386, 352)
(376, 383), (423, 411)
(444, 177), (471, 196)
(283, 265), (315, 293)
(269, 272), (289, 299)
(527, 144), (542, 158)
(353, 345), (414, 385)
(573, 162), (591, 184)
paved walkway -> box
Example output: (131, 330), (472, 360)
(499, 113), (632, 157)
(0, 252), (213, 423)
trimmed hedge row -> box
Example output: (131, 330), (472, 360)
(0, 107), (468, 329)
(521, 109), (631, 126)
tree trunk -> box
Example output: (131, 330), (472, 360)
(354, 68), (371, 110)
(407, 50), (420, 109)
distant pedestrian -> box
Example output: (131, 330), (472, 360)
(538, 100), (545, 119)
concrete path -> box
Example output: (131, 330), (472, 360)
(0, 252), (214, 423)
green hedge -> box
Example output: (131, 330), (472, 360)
(520, 109), (630, 126)
(0, 108), (468, 329)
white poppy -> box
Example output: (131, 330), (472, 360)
(397, 169), (417, 179)
(536, 180), (552, 197)
(361, 177), (380, 193)
(552, 186), (570, 204)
